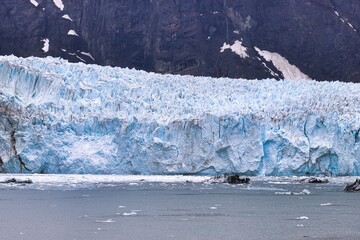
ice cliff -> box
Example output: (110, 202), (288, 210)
(1, 55), (360, 176)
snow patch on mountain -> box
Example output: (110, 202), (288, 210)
(62, 14), (73, 21)
(75, 54), (86, 62)
(332, 10), (357, 32)
(261, 62), (279, 78)
(53, 0), (64, 11)
(67, 30), (79, 36)
(0, 56), (360, 175)
(80, 52), (95, 61)
(220, 40), (249, 59)
(255, 47), (311, 80)
(41, 38), (49, 53)
(30, 0), (39, 7)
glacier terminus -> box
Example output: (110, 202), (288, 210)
(0, 55), (360, 176)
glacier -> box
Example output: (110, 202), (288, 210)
(1, 55), (360, 176)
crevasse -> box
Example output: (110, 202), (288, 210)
(0, 55), (360, 176)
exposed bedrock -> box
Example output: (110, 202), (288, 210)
(1, 0), (360, 81)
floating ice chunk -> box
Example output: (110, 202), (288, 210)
(320, 203), (333, 206)
(30, 0), (39, 7)
(275, 191), (293, 195)
(268, 181), (291, 184)
(62, 14), (73, 21)
(210, 207), (217, 210)
(301, 189), (311, 195)
(123, 212), (137, 216)
(96, 219), (115, 223)
(67, 30), (79, 36)
(220, 40), (249, 58)
(41, 38), (49, 53)
(255, 47), (311, 80)
(53, 0), (64, 11)
(275, 189), (311, 195)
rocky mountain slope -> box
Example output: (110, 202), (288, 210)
(0, 0), (360, 82)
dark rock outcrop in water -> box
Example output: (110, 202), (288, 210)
(301, 177), (329, 183)
(208, 175), (250, 184)
(0, 178), (33, 184)
(0, 0), (360, 82)
(344, 179), (360, 192)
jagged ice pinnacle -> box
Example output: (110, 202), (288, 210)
(0, 55), (360, 176)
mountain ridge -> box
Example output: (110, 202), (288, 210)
(0, 0), (359, 82)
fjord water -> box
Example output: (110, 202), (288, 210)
(0, 180), (359, 240)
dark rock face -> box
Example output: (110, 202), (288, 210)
(1, 0), (360, 82)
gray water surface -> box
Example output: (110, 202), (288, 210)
(0, 181), (359, 240)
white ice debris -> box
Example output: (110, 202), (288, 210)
(41, 38), (49, 53)
(53, 0), (64, 11)
(320, 203), (333, 206)
(275, 189), (311, 195)
(67, 30), (79, 36)
(0, 174), (210, 185)
(123, 212), (137, 216)
(1, 56), (360, 175)
(301, 189), (311, 195)
(220, 40), (249, 59)
(96, 219), (116, 223)
(62, 14), (73, 21)
(30, 0), (39, 7)
(255, 47), (311, 80)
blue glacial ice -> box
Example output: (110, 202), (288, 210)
(1, 55), (360, 176)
